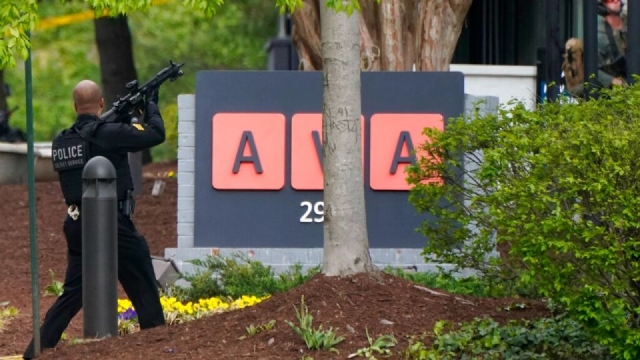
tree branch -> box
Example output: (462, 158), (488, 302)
(380, 0), (404, 70)
(359, 12), (380, 71)
(290, 0), (323, 70)
(415, 0), (472, 71)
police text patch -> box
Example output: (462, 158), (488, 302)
(52, 133), (87, 172)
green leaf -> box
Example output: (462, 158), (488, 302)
(408, 83), (640, 358)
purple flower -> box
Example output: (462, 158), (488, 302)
(118, 308), (138, 321)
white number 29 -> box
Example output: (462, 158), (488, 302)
(300, 201), (324, 223)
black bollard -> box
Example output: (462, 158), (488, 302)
(81, 156), (118, 338)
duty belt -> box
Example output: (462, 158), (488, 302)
(67, 199), (132, 221)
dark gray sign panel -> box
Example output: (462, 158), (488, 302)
(194, 71), (464, 248)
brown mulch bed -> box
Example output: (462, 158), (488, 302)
(0, 160), (551, 359)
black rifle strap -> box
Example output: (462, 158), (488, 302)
(605, 21), (621, 60)
(73, 122), (113, 151)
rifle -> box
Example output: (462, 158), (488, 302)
(101, 60), (185, 123)
(600, 55), (627, 80)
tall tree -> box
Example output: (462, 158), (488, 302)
(94, 15), (137, 118)
(320, 1), (375, 276)
(94, 14), (153, 168)
(295, 0), (472, 275)
(293, 0), (473, 71)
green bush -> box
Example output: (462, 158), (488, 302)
(384, 267), (514, 298)
(0, 302), (19, 332)
(406, 83), (640, 358)
(170, 253), (320, 301)
(285, 295), (346, 353)
(151, 102), (178, 160)
(404, 315), (611, 359)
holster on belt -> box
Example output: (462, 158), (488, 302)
(120, 189), (136, 217)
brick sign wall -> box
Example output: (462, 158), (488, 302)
(189, 71), (465, 249)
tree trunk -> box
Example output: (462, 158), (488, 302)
(94, 15), (150, 197)
(0, 70), (11, 139)
(291, 0), (322, 70)
(415, 0), (472, 71)
(0, 70), (26, 143)
(94, 15), (137, 116)
(379, 0), (404, 70)
(320, 0), (376, 276)
(292, 0), (472, 71)
(0, 71), (8, 113)
(94, 15), (153, 166)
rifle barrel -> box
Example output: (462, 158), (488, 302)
(101, 108), (115, 121)
(100, 60), (184, 123)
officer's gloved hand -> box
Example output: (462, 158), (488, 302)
(146, 87), (159, 106)
(115, 112), (133, 125)
(143, 88), (161, 124)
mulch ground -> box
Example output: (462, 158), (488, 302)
(0, 160), (552, 359)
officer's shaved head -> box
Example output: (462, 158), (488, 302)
(73, 80), (104, 115)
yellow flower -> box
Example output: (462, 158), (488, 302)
(117, 299), (133, 313)
(118, 294), (270, 330)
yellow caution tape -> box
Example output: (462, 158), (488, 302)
(36, 0), (170, 31)
(36, 9), (109, 30)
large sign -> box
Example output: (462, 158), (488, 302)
(195, 71), (464, 248)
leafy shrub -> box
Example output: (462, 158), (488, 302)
(385, 267), (511, 298)
(169, 252), (320, 301)
(349, 328), (397, 359)
(43, 269), (64, 297)
(151, 102), (178, 160)
(0, 302), (19, 331)
(406, 83), (640, 358)
(276, 263), (321, 292)
(404, 315), (611, 359)
(244, 319), (276, 337)
(286, 295), (345, 353)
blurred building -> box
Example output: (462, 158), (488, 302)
(451, 0), (583, 105)
(452, 0), (583, 67)
(266, 0), (623, 107)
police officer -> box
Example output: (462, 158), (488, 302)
(23, 80), (166, 359)
(598, 0), (627, 87)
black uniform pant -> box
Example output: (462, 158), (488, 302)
(23, 212), (165, 359)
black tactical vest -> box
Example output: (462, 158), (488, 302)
(52, 125), (90, 205)
(52, 120), (132, 205)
